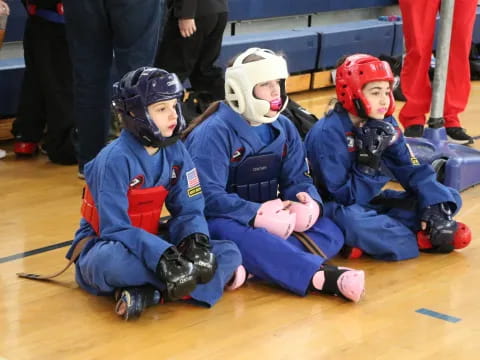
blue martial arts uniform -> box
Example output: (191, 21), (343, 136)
(305, 109), (462, 261)
(184, 102), (344, 296)
(67, 130), (241, 306)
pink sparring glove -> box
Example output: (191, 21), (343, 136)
(288, 192), (321, 232)
(254, 199), (296, 239)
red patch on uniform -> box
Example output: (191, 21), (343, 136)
(345, 131), (357, 152)
(230, 147), (245, 162)
(282, 143), (288, 158)
(392, 126), (402, 144)
(129, 175), (145, 188)
(171, 165), (181, 185)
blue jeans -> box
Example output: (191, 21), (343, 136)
(63, 0), (165, 167)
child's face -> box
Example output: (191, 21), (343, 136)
(362, 81), (391, 120)
(253, 79), (281, 117)
(147, 99), (178, 137)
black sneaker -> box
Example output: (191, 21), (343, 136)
(446, 127), (474, 145)
(404, 125), (424, 138)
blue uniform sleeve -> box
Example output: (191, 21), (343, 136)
(92, 150), (172, 273)
(382, 120), (457, 210)
(165, 144), (210, 244)
(278, 118), (323, 204)
(305, 119), (386, 206)
(185, 120), (260, 225)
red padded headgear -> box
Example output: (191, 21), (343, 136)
(336, 54), (395, 117)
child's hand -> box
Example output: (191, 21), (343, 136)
(178, 18), (196, 38)
(0, 1), (9, 16)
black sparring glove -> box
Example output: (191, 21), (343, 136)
(420, 203), (457, 253)
(354, 119), (396, 174)
(177, 233), (217, 284)
(156, 247), (197, 301)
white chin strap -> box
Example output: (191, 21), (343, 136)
(225, 48), (289, 124)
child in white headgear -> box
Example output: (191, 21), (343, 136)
(184, 48), (366, 303)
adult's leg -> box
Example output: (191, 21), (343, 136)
(443, 0), (478, 128)
(110, 0), (164, 80)
(12, 16), (46, 144)
(154, 10), (203, 82)
(63, 0), (112, 167)
(189, 12), (228, 99)
(208, 218), (324, 296)
(40, 20), (76, 164)
(398, 0), (440, 128)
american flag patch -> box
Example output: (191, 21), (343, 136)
(186, 168), (200, 188)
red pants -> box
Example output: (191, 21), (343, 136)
(399, 0), (477, 128)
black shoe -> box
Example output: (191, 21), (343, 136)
(114, 286), (162, 320)
(446, 127), (474, 145)
(404, 125), (424, 138)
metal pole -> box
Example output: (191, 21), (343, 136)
(428, 0), (455, 128)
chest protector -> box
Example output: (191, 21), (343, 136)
(81, 185), (168, 235)
(227, 153), (281, 202)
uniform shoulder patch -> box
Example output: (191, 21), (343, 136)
(186, 168), (202, 197)
(171, 165), (181, 185)
(129, 175), (145, 188)
(345, 131), (356, 152)
(231, 147), (245, 162)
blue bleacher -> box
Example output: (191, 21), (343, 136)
(3, 2), (26, 42)
(0, 58), (25, 116)
(313, 20), (394, 69)
(216, 29), (318, 73)
(228, 0), (398, 21)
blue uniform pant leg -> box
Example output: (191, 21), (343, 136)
(448, 187), (462, 215)
(75, 240), (165, 296)
(189, 239), (242, 307)
(326, 202), (420, 261)
(208, 218), (323, 296)
(380, 188), (462, 229)
(297, 217), (344, 259)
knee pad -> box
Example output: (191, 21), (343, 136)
(177, 233), (217, 284)
(156, 247), (198, 301)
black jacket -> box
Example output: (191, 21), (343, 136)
(168, 0), (228, 18)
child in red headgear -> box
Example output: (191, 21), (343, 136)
(305, 54), (471, 261)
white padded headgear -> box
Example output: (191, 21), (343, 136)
(225, 48), (289, 124)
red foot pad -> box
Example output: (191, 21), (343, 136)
(340, 246), (364, 259)
(417, 221), (472, 250)
(14, 141), (38, 155)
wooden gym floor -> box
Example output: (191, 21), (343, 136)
(1, 84), (480, 360)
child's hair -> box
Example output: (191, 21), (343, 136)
(182, 100), (221, 139)
(323, 55), (351, 116)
